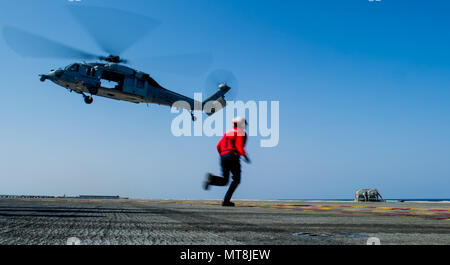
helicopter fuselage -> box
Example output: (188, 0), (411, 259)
(41, 62), (198, 108)
(4, 10), (230, 119)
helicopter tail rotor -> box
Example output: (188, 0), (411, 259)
(204, 69), (239, 100)
(202, 69), (238, 115)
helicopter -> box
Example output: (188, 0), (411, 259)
(35, 54), (230, 121)
(2, 6), (236, 121)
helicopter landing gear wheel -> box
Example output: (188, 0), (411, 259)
(84, 96), (93, 104)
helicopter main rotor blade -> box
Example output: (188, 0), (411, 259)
(135, 52), (213, 76)
(68, 5), (161, 56)
(3, 26), (99, 60)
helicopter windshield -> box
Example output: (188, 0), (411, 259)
(65, 63), (80, 72)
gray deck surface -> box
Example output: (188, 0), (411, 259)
(0, 198), (449, 245)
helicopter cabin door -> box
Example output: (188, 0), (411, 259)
(122, 72), (148, 97)
(100, 70), (125, 91)
(128, 76), (147, 97)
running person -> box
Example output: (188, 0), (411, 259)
(203, 117), (250, 207)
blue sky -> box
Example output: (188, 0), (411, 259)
(0, 0), (449, 199)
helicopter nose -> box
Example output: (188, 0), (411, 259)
(46, 69), (64, 80)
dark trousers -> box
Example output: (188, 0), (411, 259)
(209, 153), (241, 202)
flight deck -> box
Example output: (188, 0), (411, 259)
(0, 198), (448, 245)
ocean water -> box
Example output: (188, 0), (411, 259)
(279, 199), (450, 202)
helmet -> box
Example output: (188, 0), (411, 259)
(232, 117), (247, 128)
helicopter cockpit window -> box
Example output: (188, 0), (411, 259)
(67, 64), (80, 72)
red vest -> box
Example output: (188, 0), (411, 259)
(217, 128), (247, 157)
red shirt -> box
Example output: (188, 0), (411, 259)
(217, 127), (247, 157)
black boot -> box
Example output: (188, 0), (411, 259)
(203, 173), (213, 191)
(222, 201), (235, 207)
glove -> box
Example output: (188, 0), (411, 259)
(243, 156), (251, 164)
